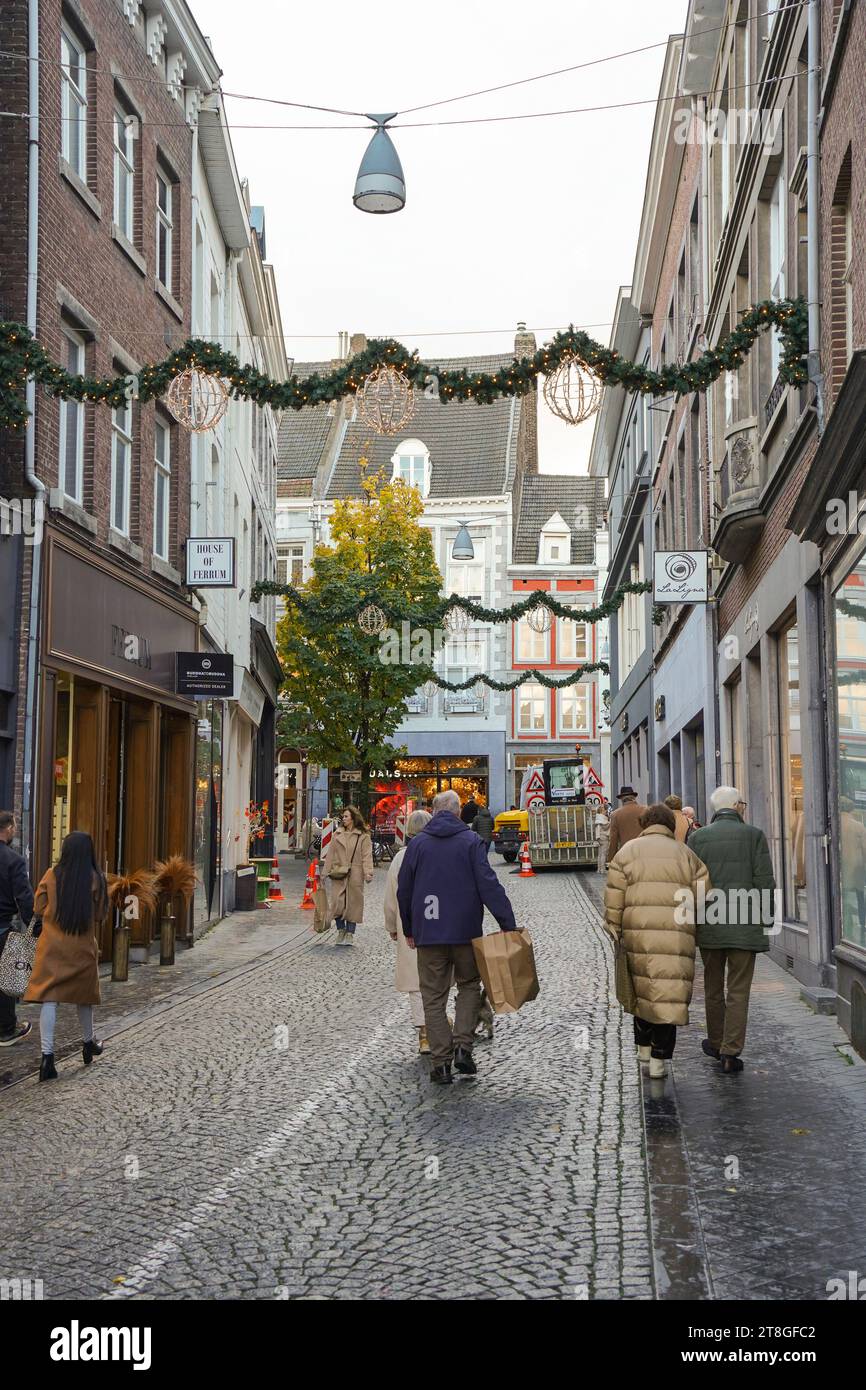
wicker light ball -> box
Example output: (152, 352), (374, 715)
(444, 605), (470, 634)
(165, 367), (230, 432)
(526, 604), (553, 634)
(422, 679), (439, 699)
(357, 603), (387, 635)
(357, 364), (415, 435)
(542, 353), (603, 426)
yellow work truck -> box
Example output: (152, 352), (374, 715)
(493, 758), (597, 869)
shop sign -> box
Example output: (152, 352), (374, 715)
(653, 550), (709, 604)
(185, 538), (235, 588)
(340, 770), (362, 782)
(236, 670), (266, 725)
(176, 652), (234, 698)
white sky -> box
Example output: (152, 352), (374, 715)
(200, 0), (687, 473)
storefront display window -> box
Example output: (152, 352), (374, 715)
(834, 564), (866, 948)
(193, 700), (223, 928)
(778, 624), (806, 921)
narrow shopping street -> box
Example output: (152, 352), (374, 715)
(2, 860), (865, 1303)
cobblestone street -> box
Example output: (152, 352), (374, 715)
(4, 860), (866, 1303)
(0, 865), (653, 1301)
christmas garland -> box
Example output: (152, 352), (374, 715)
(254, 577), (658, 626)
(427, 661), (608, 692)
(0, 298), (807, 431)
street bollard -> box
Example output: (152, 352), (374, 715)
(160, 910), (176, 966)
(112, 911), (130, 982)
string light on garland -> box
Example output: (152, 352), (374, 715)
(357, 603), (387, 635)
(165, 367), (229, 433)
(356, 362), (415, 435)
(542, 352), (603, 426)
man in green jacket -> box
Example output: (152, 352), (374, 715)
(688, 787), (776, 1074)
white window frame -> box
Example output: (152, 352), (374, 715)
(61, 27), (87, 180)
(113, 105), (135, 241)
(157, 171), (173, 290)
(153, 418), (170, 560)
(517, 681), (548, 735)
(391, 440), (431, 496)
(516, 616), (549, 664)
(59, 328), (85, 503)
(277, 545), (305, 587)
(769, 167), (787, 380)
(447, 537), (486, 605)
(558, 684), (590, 735)
(111, 400), (133, 536)
(558, 609), (590, 664)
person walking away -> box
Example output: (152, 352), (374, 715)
(663, 794), (691, 842)
(24, 831), (108, 1080)
(595, 804), (610, 873)
(607, 786), (647, 861)
(384, 810), (432, 1052)
(0, 810), (35, 1046)
(682, 806), (700, 840)
(604, 803), (709, 1080)
(460, 795), (480, 826)
(472, 803), (494, 855)
(397, 789), (516, 1084)
(323, 805), (374, 945)
(688, 787), (775, 1073)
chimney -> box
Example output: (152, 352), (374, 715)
(350, 332), (368, 357)
(514, 321), (536, 359)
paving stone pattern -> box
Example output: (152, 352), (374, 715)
(0, 864), (654, 1301)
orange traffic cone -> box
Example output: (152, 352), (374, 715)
(300, 861), (316, 909)
(518, 841), (535, 877)
(268, 861), (284, 903)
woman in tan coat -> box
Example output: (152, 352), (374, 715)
(604, 803), (710, 1080)
(322, 805), (374, 945)
(25, 831), (108, 1081)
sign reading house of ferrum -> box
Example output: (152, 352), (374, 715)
(186, 538), (235, 588)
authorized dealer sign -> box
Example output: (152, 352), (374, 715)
(176, 652), (234, 698)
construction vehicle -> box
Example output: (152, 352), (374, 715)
(493, 759), (597, 869)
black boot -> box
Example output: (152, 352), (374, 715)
(701, 1039), (721, 1060)
(721, 1055), (744, 1074)
(453, 1046), (477, 1076)
(430, 1064), (452, 1085)
(39, 1053), (57, 1082)
(82, 1039), (104, 1066)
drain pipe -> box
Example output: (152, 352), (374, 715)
(806, 0), (825, 434)
(21, 0), (44, 870)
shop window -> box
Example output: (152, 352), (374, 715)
(833, 563), (866, 948)
(61, 25), (87, 181)
(59, 328), (85, 502)
(518, 681), (548, 734)
(728, 676), (745, 794)
(778, 623), (806, 921)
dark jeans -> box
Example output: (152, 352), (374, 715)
(0, 925), (17, 1036)
(634, 1015), (677, 1060)
(334, 916), (357, 935)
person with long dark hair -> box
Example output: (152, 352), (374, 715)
(322, 805), (373, 945)
(24, 831), (108, 1081)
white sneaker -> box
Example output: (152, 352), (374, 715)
(335, 928), (347, 945)
(648, 1056), (666, 1079)
(637, 1045), (651, 1063)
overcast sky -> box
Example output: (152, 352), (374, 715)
(201, 0), (687, 473)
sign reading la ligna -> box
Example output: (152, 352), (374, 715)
(186, 538), (235, 588)
(653, 550), (710, 604)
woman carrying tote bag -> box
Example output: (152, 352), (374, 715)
(322, 806), (373, 946)
(24, 831), (108, 1082)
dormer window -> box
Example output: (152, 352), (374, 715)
(392, 438), (431, 497)
(538, 511), (571, 565)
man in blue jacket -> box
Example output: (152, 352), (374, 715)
(397, 789), (517, 1084)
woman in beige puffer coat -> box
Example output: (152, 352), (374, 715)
(604, 802), (710, 1079)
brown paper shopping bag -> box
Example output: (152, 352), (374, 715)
(312, 886), (332, 933)
(472, 928), (540, 1014)
(613, 940), (638, 1014)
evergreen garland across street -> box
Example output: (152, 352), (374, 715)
(0, 297), (807, 431)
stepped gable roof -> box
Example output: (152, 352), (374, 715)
(513, 474), (605, 565)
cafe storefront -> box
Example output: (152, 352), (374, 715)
(37, 531), (198, 960)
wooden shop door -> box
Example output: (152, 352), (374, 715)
(104, 696), (158, 949)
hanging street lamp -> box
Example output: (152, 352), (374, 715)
(451, 522), (475, 561)
(353, 114), (406, 214)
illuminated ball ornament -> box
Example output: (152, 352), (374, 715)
(526, 604), (553, 634)
(165, 367), (229, 433)
(357, 363), (415, 436)
(422, 679), (439, 699)
(357, 603), (387, 635)
(444, 605), (470, 634)
(542, 352), (603, 426)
